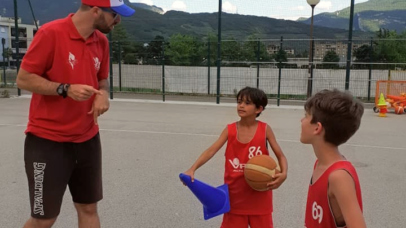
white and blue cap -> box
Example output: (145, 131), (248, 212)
(82, 0), (136, 17)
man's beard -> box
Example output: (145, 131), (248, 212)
(95, 23), (112, 34)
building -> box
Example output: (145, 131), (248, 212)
(0, 16), (39, 67)
(267, 44), (295, 56)
(314, 41), (366, 60)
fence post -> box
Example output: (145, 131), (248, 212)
(13, 0), (21, 96)
(108, 33), (113, 99)
(368, 37), (373, 101)
(1, 38), (6, 86)
(118, 41), (122, 92)
(216, 0), (222, 104)
(277, 36), (283, 107)
(256, 39), (260, 88)
(345, 0), (355, 91)
(162, 43), (165, 102)
(208, 40), (211, 94)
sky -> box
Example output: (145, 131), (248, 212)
(129, 0), (369, 21)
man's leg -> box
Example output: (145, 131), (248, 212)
(23, 217), (56, 228)
(75, 203), (100, 228)
(24, 133), (75, 228)
(69, 133), (103, 228)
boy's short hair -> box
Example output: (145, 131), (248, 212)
(237, 87), (268, 117)
(304, 89), (364, 146)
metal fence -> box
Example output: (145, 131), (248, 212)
(107, 38), (406, 104)
(2, 38), (406, 104)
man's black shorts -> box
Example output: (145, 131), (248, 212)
(24, 133), (103, 219)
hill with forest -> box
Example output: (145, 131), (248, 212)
(299, 0), (406, 32)
(0, 0), (373, 42)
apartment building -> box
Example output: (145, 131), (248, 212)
(0, 16), (38, 67)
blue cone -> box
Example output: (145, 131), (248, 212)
(179, 173), (230, 220)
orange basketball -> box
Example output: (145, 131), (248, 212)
(244, 155), (280, 191)
(394, 106), (404, 114)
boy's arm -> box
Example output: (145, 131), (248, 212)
(329, 170), (366, 228)
(266, 125), (288, 189)
(183, 127), (228, 182)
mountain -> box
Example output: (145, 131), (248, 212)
(130, 2), (164, 14)
(0, 0), (373, 42)
(299, 0), (406, 32)
(122, 8), (373, 41)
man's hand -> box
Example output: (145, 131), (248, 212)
(88, 90), (110, 125)
(67, 84), (102, 101)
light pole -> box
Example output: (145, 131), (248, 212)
(216, 0), (222, 104)
(306, 0), (320, 98)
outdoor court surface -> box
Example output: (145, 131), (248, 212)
(0, 96), (404, 228)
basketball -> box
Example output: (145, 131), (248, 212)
(244, 155), (280, 191)
(394, 106), (404, 114)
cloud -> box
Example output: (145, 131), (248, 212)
(171, 1), (187, 11)
(138, 0), (153, 5)
(293, 6), (305, 11)
(317, 1), (332, 10)
(270, 15), (301, 21)
(223, 1), (237, 14)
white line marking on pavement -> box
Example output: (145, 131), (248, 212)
(2, 124), (404, 151)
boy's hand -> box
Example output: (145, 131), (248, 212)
(266, 172), (287, 190)
(181, 169), (195, 185)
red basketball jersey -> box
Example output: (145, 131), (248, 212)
(224, 121), (273, 215)
(305, 161), (363, 228)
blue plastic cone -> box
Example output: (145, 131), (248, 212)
(179, 173), (230, 220)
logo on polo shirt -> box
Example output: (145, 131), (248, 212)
(69, 52), (77, 69)
(93, 57), (101, 71)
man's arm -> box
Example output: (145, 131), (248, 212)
(329, 170), (366, 228)
(17, 68), (101, 100)
(16, 68), (59, 95)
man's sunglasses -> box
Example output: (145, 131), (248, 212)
(100, 7), (119, 20)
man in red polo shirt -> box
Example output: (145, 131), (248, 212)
(16, 1), (135, 227)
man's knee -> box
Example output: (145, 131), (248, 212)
(24, 217), (57, 228)
(75, 203), (98, 216)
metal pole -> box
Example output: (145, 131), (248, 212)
(108, 33), (113, 99)
(162, 44), (165, 102)
(216, 0), (222, 104)
(27, 0), (39, 30)
(118, 42), (122, 91)
(306, 5), (315, 98)
(256, 40), (260, 88)
(207, 40), (210, 94)
(277, 36), (283, 107)
(13, 0), (21, 95)
(345, 0), (355, 91)
(2, 38), (6, 86)
(367, 37), (373, 101)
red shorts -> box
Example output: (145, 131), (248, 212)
(221, 213), (273, 228)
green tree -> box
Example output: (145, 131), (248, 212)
(145, 35), (166, 65)
(221, 38), (242, 63)
(273, 49), (287, 68)
(240, 36), (270, 62)
(322, 50), (340, 69)
(374, 29), (406, 68)
(166, 34), (205, 66)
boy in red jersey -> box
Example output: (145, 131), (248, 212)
(182, 87), (288, 228)
(301, 89), (366, 228)
(16, 0), (135, 227)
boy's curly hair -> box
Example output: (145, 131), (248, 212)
(304, 89), (364, 146)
